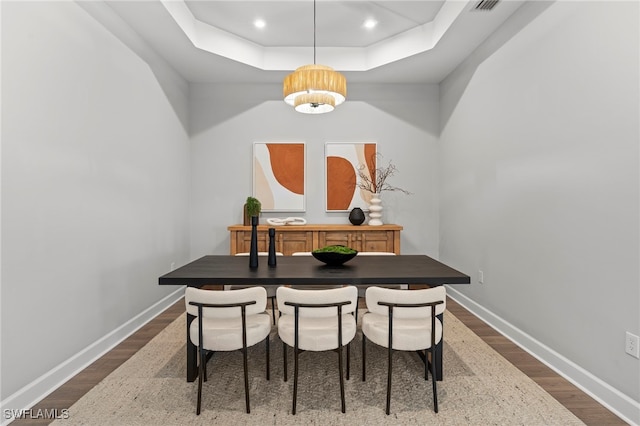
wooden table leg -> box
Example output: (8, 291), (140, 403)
(186, 312), (197, 382)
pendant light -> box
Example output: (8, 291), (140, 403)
(283, 0), (347, 114)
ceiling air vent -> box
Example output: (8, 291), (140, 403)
(474, 0), (499, 11)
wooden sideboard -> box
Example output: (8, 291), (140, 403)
(228, 224), (403, 255)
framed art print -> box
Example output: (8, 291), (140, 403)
(325, 142), (377, 212)
(253, 142), (305, 212)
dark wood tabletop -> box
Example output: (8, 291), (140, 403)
(159, 254), (470, 287)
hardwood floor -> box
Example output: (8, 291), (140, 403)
(445, 299), (627, 425)
(13, 288), (627, 425)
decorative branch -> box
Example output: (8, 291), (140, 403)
(355, 153), (411, 195)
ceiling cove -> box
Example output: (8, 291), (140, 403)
(161, 0), (468, 72)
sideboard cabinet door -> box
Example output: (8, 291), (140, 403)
(233, 230), (268, 254)
(358, 230), (397, 253)
(275, 230), (314, 255)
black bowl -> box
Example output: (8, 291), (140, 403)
(311, 250), (358, 266)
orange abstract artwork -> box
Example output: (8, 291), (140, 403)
(254, 143), (305, 212)
(266, 144), (304, 195)
(325, 143), (376, 212)
(326, 156), (356, 210)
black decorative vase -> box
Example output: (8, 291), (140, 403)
(268, 228), (277, 268)
(349, 207), (366, 225)
(249, 216), (259, 269)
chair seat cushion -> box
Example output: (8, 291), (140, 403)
(278, 315), (356, 351)
(189, 313), (271, 351)
(362, 312), (442, 351)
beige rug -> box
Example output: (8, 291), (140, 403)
(54, 311), (584, 425)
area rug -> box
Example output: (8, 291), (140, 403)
(53, 311), (584, 425)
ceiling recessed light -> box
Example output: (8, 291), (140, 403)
(363, 19), (377, 29)
(254, 19), (266, 29)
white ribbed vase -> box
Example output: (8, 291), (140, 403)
(368, 195), (383, 226)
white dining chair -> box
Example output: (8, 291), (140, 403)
(185, 286), (271, 414)
(226, 252), (283, 324)
(361, 286), (446, 414)
(277, 286), (358, 414)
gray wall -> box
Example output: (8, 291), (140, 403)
(1, 1), (191, 403)
(439, 1), (639, 422)
(188, 83), (440, 258)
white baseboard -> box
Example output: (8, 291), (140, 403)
(445, 285), (640, 426)
(0, 287), (185, 426)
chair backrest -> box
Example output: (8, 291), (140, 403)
(357, 252), (396, 256)
(277, 286), (358, 317)
(365, 286), (446, 319)
(185, 287), (267, 318)
(235, 252), (283, 256)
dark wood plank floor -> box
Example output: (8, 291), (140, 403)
(445, 299), (627, 425)
(13, 288), (627, 425)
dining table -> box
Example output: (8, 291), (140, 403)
(158, 254), (470, 382)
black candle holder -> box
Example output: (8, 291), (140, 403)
(268, 228), (277, 267)
(249, 216), (259, 269)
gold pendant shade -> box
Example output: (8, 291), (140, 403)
(283, 64), (347, 114)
